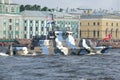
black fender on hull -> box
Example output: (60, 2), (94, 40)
(77, 48), (90, 55)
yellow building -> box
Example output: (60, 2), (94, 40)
(80, 13), (120, 40)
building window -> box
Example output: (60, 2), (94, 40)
(116, 29), (118, 38)
(16, 23), (19, 26)
(61, 22), (64, 25)
(116, 23), (118, 26)
(30, 27), (32, 31)
(41, 21), (44, 24)
(93, 30), (96, 37)
(9, 25), (12, 30)
(111, 23), (113, 26)
(24, 20), (27, 23)
(24, 26), (27, 31)
(30, 34), (32, 38)
(65, 22), (67, 25)
(88, 23), (90, 26)
(11, 7), (14, 12)
(24, 34), (27, 38)
(93, 22), (96, 26)
(97, 31), (100, 38)
(68, 22), (70, 25)
(0, 6), (2, 11)
(36, 27), (38, 31)
(30, 20), (33, 23)
(36, 21), (39, 26)
(9, 19), (12, 23)
(9, 34), (12, 39)
(97, 22), (100, 26)
(105, 28), (108, 36)
(111, 29), (113, 34)
(6, 8), (9, 12)
(4, 22), (6, 26)
(41, 27), (43, 31)
(36, 21), (38, 23)
(106, 22), (108, 26)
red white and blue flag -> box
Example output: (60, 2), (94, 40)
(46, 16), (53, 28)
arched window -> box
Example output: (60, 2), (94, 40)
(88, 22), (90, 26)
(93, 30), (96, 38)
(97, 22), (100, 26)
(116, 29), (119, 38)
(106, 22), (108, 26)
(111, 28), (113, 34)
(9, 25), (12, 30)
(9, 19), (12, 23)
(97, 30), (100, 38)
(105, 28), (108, 36)
(116, 23), (118, 26)
(111, 23), (113, 26)
(93, 22), (96, 26)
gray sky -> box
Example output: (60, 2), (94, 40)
(12, 0), (120, 10)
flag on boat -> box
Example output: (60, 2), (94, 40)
(46, 16), (51, 24)
(103, 33), (112, 41)
(46, 14), (54, 25)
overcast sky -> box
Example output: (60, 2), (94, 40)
(12, 0), (120, 10)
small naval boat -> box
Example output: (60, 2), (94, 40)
(79, 39), (111, 55)
(38, 30), (112, 56)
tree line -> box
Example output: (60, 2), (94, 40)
(20, 4), (63, 12)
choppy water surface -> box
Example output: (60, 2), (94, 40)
(0, 49), (120, 80)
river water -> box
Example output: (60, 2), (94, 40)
(0, 49), (120, 80)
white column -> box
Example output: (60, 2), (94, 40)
(19, 17), (22, 39)
(38, 20), (41, 35)
(13, 18), (15, 39)
(33, 20), (35, 36)
(44, 20), (47, 35)
(27, 20), (30, 39)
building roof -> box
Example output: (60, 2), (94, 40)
(20, 10), (48, 17)
(20, 10), (80, 19)
(20, 10), (72, 17)
(52, 12), (72, 17)
(81, 13), (120, 19)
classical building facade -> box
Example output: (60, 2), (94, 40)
(21, 11), (80, 39)
(0, 0), (80, 39)
(0, 0), (22, 39)
(80, 14), (120, 40)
